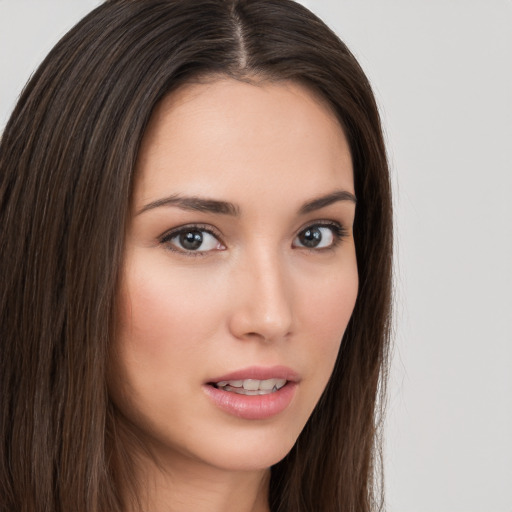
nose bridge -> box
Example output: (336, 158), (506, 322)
(229, 243), (293, 342)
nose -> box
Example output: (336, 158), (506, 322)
(228, 248), (294, 343)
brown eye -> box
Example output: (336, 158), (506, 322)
(293, 225), (338, 249)
(179, 230), (204, 250)
(161, 227), (225, 253)
(298, 227), (322, 247)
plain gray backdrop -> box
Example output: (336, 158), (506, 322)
(1, 1), (511, 511)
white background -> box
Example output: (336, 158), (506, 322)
(1, 1), (511, 511)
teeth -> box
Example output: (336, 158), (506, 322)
(215, 378), (287, 394)
(216, 380), (242, 388)
(243, 379), (260, 391)
(258, 379), (277, 390)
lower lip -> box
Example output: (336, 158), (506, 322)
(203, 382), (297, 420)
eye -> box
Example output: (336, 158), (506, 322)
(160, 226), (225, 254)
(293, 223), (346, 249)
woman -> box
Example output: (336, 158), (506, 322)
(0, 1), (392, 511)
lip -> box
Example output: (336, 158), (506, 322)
(207, 365), (300, 384)
(203, 365), (299, 420)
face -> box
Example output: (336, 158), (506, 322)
(110, 78), (358, 473)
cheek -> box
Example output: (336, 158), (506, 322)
(119, 258), (219, 354)
(292, 256), (358, 404)
(111, 257), (223, 408)
(109, 257), (229, 447)
(297, 260), (358, 345)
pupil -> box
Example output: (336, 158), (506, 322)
(180, 230), (203, 250)
(300, 227), (321, 247)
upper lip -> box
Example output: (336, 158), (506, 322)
(207, 365), (300, 384)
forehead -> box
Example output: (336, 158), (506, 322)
(134, 78), (354, 208)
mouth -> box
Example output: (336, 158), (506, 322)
(204, 366), (299, 420)
(210, 378), (288, 395)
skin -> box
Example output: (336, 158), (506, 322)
(109, 77), (358, 512)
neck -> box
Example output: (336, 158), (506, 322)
(122, 443), (271, 512)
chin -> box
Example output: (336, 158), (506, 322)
(164, 418), (303, 473)
(200, 438), (296, 472)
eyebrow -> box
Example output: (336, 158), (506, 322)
(299, 190), (357, 214)
(137, 194), (240, 216)
(137, 189), (356, 216)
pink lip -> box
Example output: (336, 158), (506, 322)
(206, 365), (300, 384)
(203, 365), (299, 420)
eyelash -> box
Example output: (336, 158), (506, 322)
(159, 223), (224, 257)
(158, 221), (348, 256)
(294, 221), (348, 252)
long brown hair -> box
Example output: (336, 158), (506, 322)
(0, 1), (392, 511)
